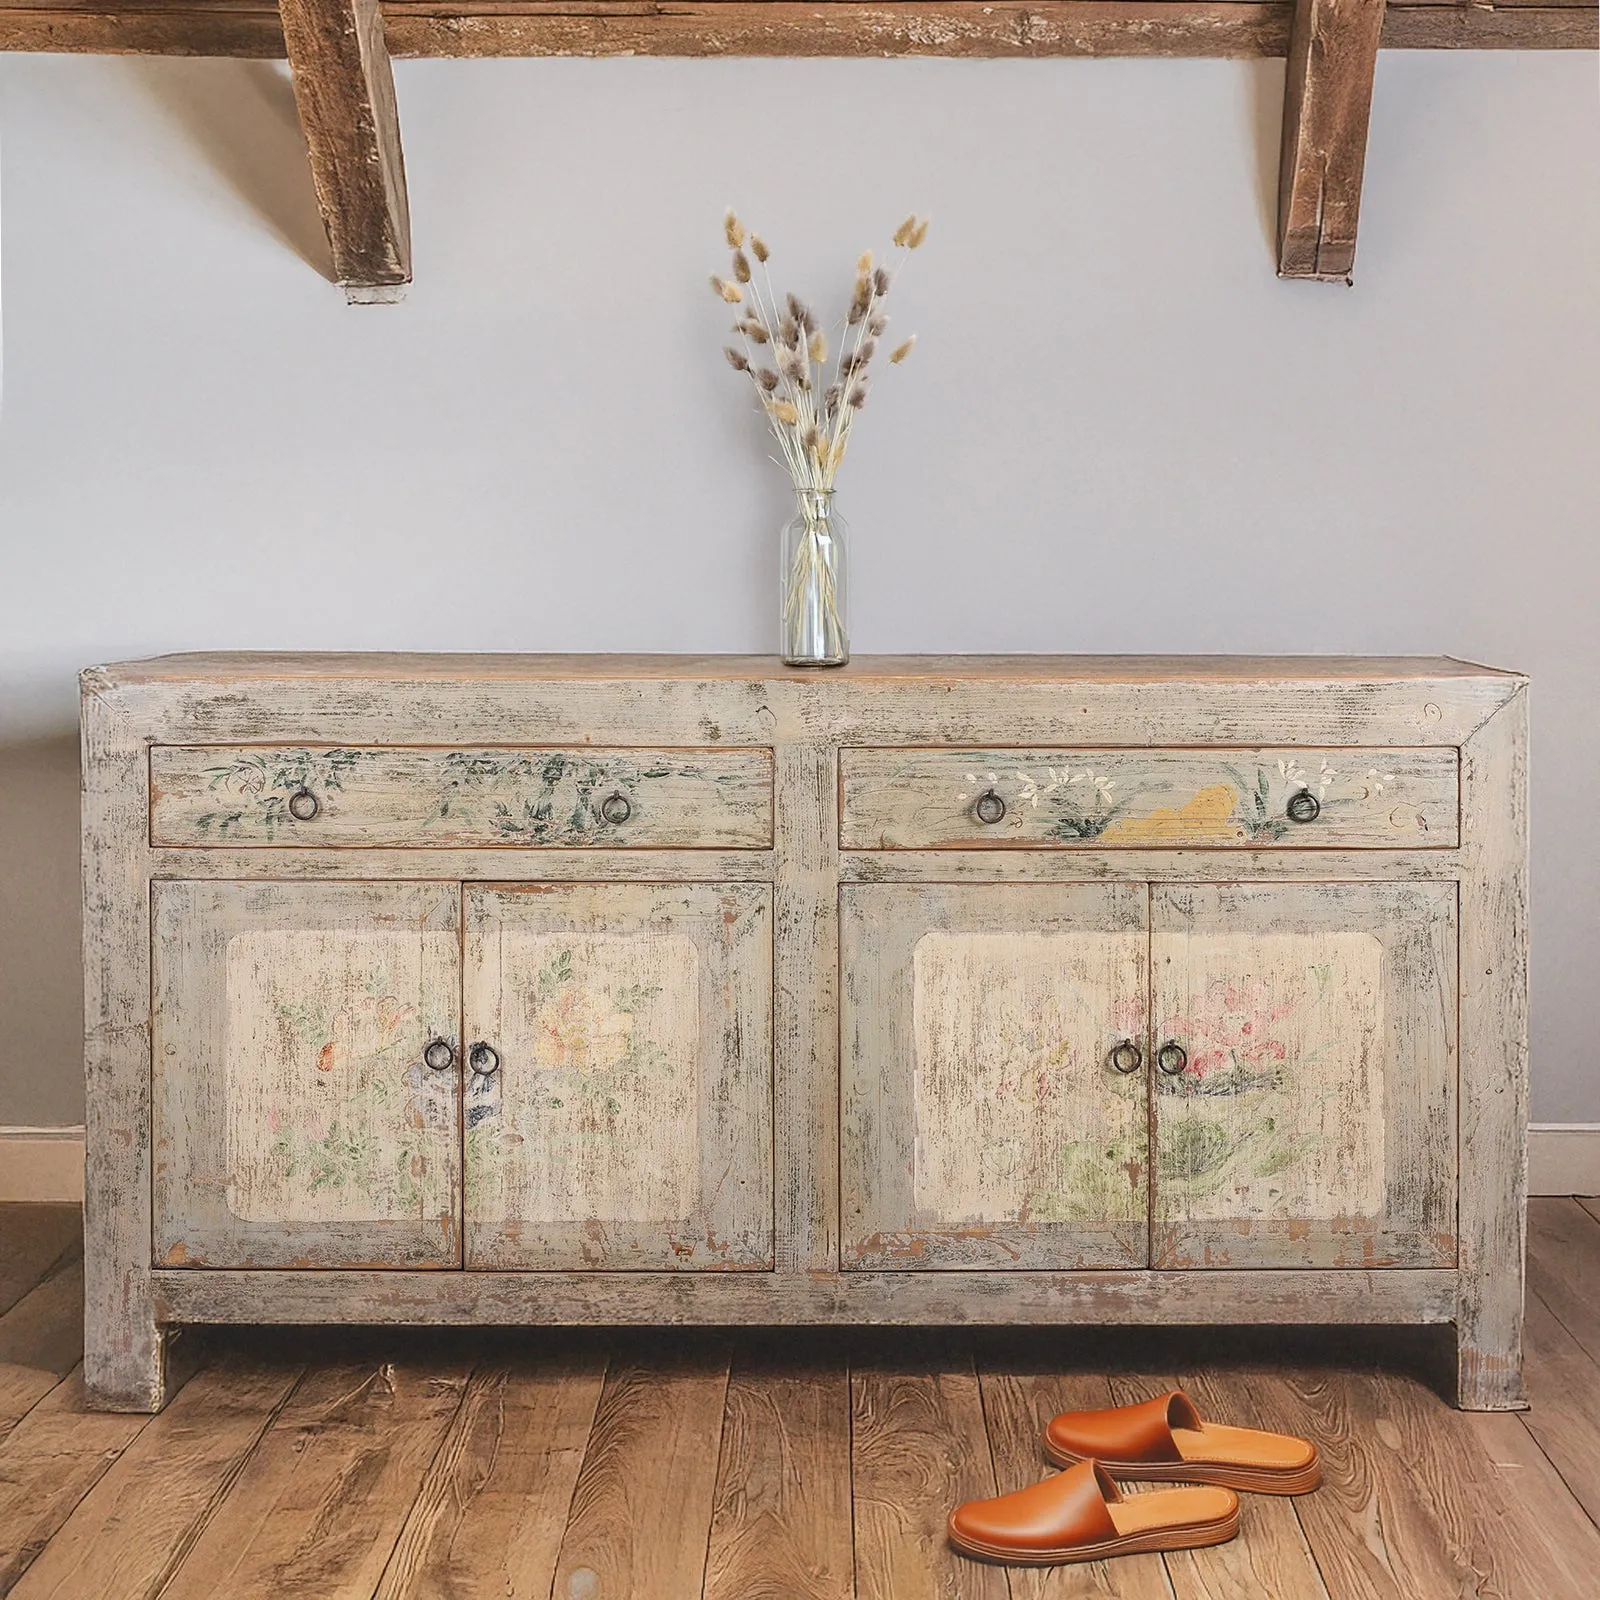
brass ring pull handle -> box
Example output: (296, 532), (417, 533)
(1108, 1041), (1143, 1075)
(287, 787), (320, 822)
(973, 790), (1007, 825)
(1156, 1041), (1189, 1076)
(422, 1039), (455, 1072)
(468, 1041), (501, 1077)
(599, 791), (632, 825)
(1286, 789), (1320, 824)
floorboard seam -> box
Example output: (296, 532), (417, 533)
(149, 1361), (311, 1600)
(694, 1352), (735, 1600)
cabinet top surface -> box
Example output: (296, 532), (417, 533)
(89, 652), (1522, 686)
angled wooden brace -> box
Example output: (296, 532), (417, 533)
(1278, 0), (1387, 282)
(278, 0), (411, 298)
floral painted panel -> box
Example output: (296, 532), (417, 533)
(469, 932), (701, 1228)
(464, 882), (773, 1270)
(1152, 931), (1385, 1225)
(840, 747), (1459, 849)
(1151, 881), (1458, 1270)
(840, 881), (1150, 1271)
(151, 879), (462, 1269)
(223, 930), (459, 1225)
(911, 931), (1148, 1229)
(150, 745), (773, 848)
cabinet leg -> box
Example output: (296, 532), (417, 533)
(84, 1303), (200, 1413)
(1455, 1309), (1528, 1412)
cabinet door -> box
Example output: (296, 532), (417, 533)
(1151, 882), (1457, 1269)
(463, 883), (773, 1269)
(153, 881), (462, 1268)
(841, 884), (1150, 1270)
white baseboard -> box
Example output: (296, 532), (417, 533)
(2, 1123), (1596, 1204)
(0, 1127), (86, 1203)
(1529, 1124), (1600, 1197)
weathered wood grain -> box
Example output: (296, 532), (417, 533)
(0, 1206), (80, 1318)
(1519, 1284), (1600, 1528)
(151, 744), (774, 848)
(845, 847), (1463, 884)
(278, 0), (410, 291)
(851, 1350), (1008, 1600)
(1106, 1368), (1327, 1600)
(372, 1350), (608, 1599)
(552, 1349), (731, 1599)
(158, 1355), (472, 1598)
(1151, 881), (1457, 1270)
(1455, 687), (1530, 1408)
(463, 882), (773, 1270)
(1243, 1364), (1600, 1596)
(703, 1355), (854, 1600)
(152, 844), (777, 881)
(1278, 0), (1386, 280)
(151, 1264), (1461, 1326)
(0, 0), (1593, 59)
(773, 744), (839, 1275)
(1526, 1197), (1600, 1368)
(0, 1259), (84, 1444)
(6, 1354), (302, 1600)
(80, 669), (166, 1411)
(152, 879), (463, 1269)
(842, 746), (1458, 850)
(0, 1369), (151, 1592)
(842, 882), (1150, 1271)
(975, 1362), (1175, 1599)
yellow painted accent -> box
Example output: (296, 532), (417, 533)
(1100, 783), (1246, 845)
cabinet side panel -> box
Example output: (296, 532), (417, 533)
(1457, 689), (1531, 1409)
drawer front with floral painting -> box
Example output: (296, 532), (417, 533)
(840, 747), (1459, 849)
(150, 745), (774, 849)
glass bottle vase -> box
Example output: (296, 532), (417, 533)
(780, 489), (849, 667)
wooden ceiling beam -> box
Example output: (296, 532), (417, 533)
(278, 0), (410, 297)
(1277, 0), (1386, 281)
(0, 1), (1593, 59)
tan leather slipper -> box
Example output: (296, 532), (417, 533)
(948, 1459), (1239, 1566)
(1044, 1389), (1320, 1495)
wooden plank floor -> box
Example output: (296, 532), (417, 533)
(3, 1200), (1600, 1598)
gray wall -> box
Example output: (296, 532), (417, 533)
(2, 51), (1597, 1127)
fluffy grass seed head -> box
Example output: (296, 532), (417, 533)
(890, 335), (917, 364)
(723, 347), (750, 372)
(710, 275), (743, 304)
(738, 318), (770, 344)
(751, 235), (770, 263)
(733, 250), (752, 284)
(725, 210), (745, 248)
(857, 250), (873, 275)
(756, 368), (780, 392)
(771, 400), (800, 425)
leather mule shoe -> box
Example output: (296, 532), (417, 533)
(948, 1459), (1239, 1566)
(1044, 1389), (1320, 1495)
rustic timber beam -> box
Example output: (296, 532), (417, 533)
(1277, 0), (1386, 280)
(0, 0), (1593, 58)
(278, 0), (410, 296)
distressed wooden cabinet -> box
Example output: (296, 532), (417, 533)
(82, 654), (1528, 1413)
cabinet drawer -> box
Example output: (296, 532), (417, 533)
(841, 747), (1459, 850)
(151, 746), (774, 849)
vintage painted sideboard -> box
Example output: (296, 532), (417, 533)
(80, 654), (1529, 1412)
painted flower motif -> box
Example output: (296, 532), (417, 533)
(315, 994), (417, 1076)
(531, 984), (633, 1072)
(1314, 759), (1337, 799)
(1168, 976), (1297, 1083)
(1365, 766), (1395, 794)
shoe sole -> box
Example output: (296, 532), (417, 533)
(1043, 1441), (1322, 1497)
(948, 1507), (1241, 1566)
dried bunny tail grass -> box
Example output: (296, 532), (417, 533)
(756, 368), (780, 392)
(848, 278), (871, 325)
(725, 210), (745, 248)
(737, 318), (770, 344)
(710, 275), (743, 304)
(733, 250), (752, 284)
(804, 424), (825, 458)
(873, 266), (891, 296)
(777, 349), (810, 386)
(890, 335), (917, 364)
(892, 215), (917, 248)
(867, 314), (887, 337)
(830, 439), (847, 471)
(751, 235), (770, 263)
(770, 400), (800, 425)
(857, 250), (874, 275)
(909, 217), (930, 249)
(848, 384), (869, 409)
(786, 292), (804, 323)
(824, 383), (843, 414)
(723, 347), (750, 371)
(808, 330), (827, 365)
(779, 316), (800, 347)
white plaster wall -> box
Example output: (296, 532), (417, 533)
(1, 49), (1597, 1124)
